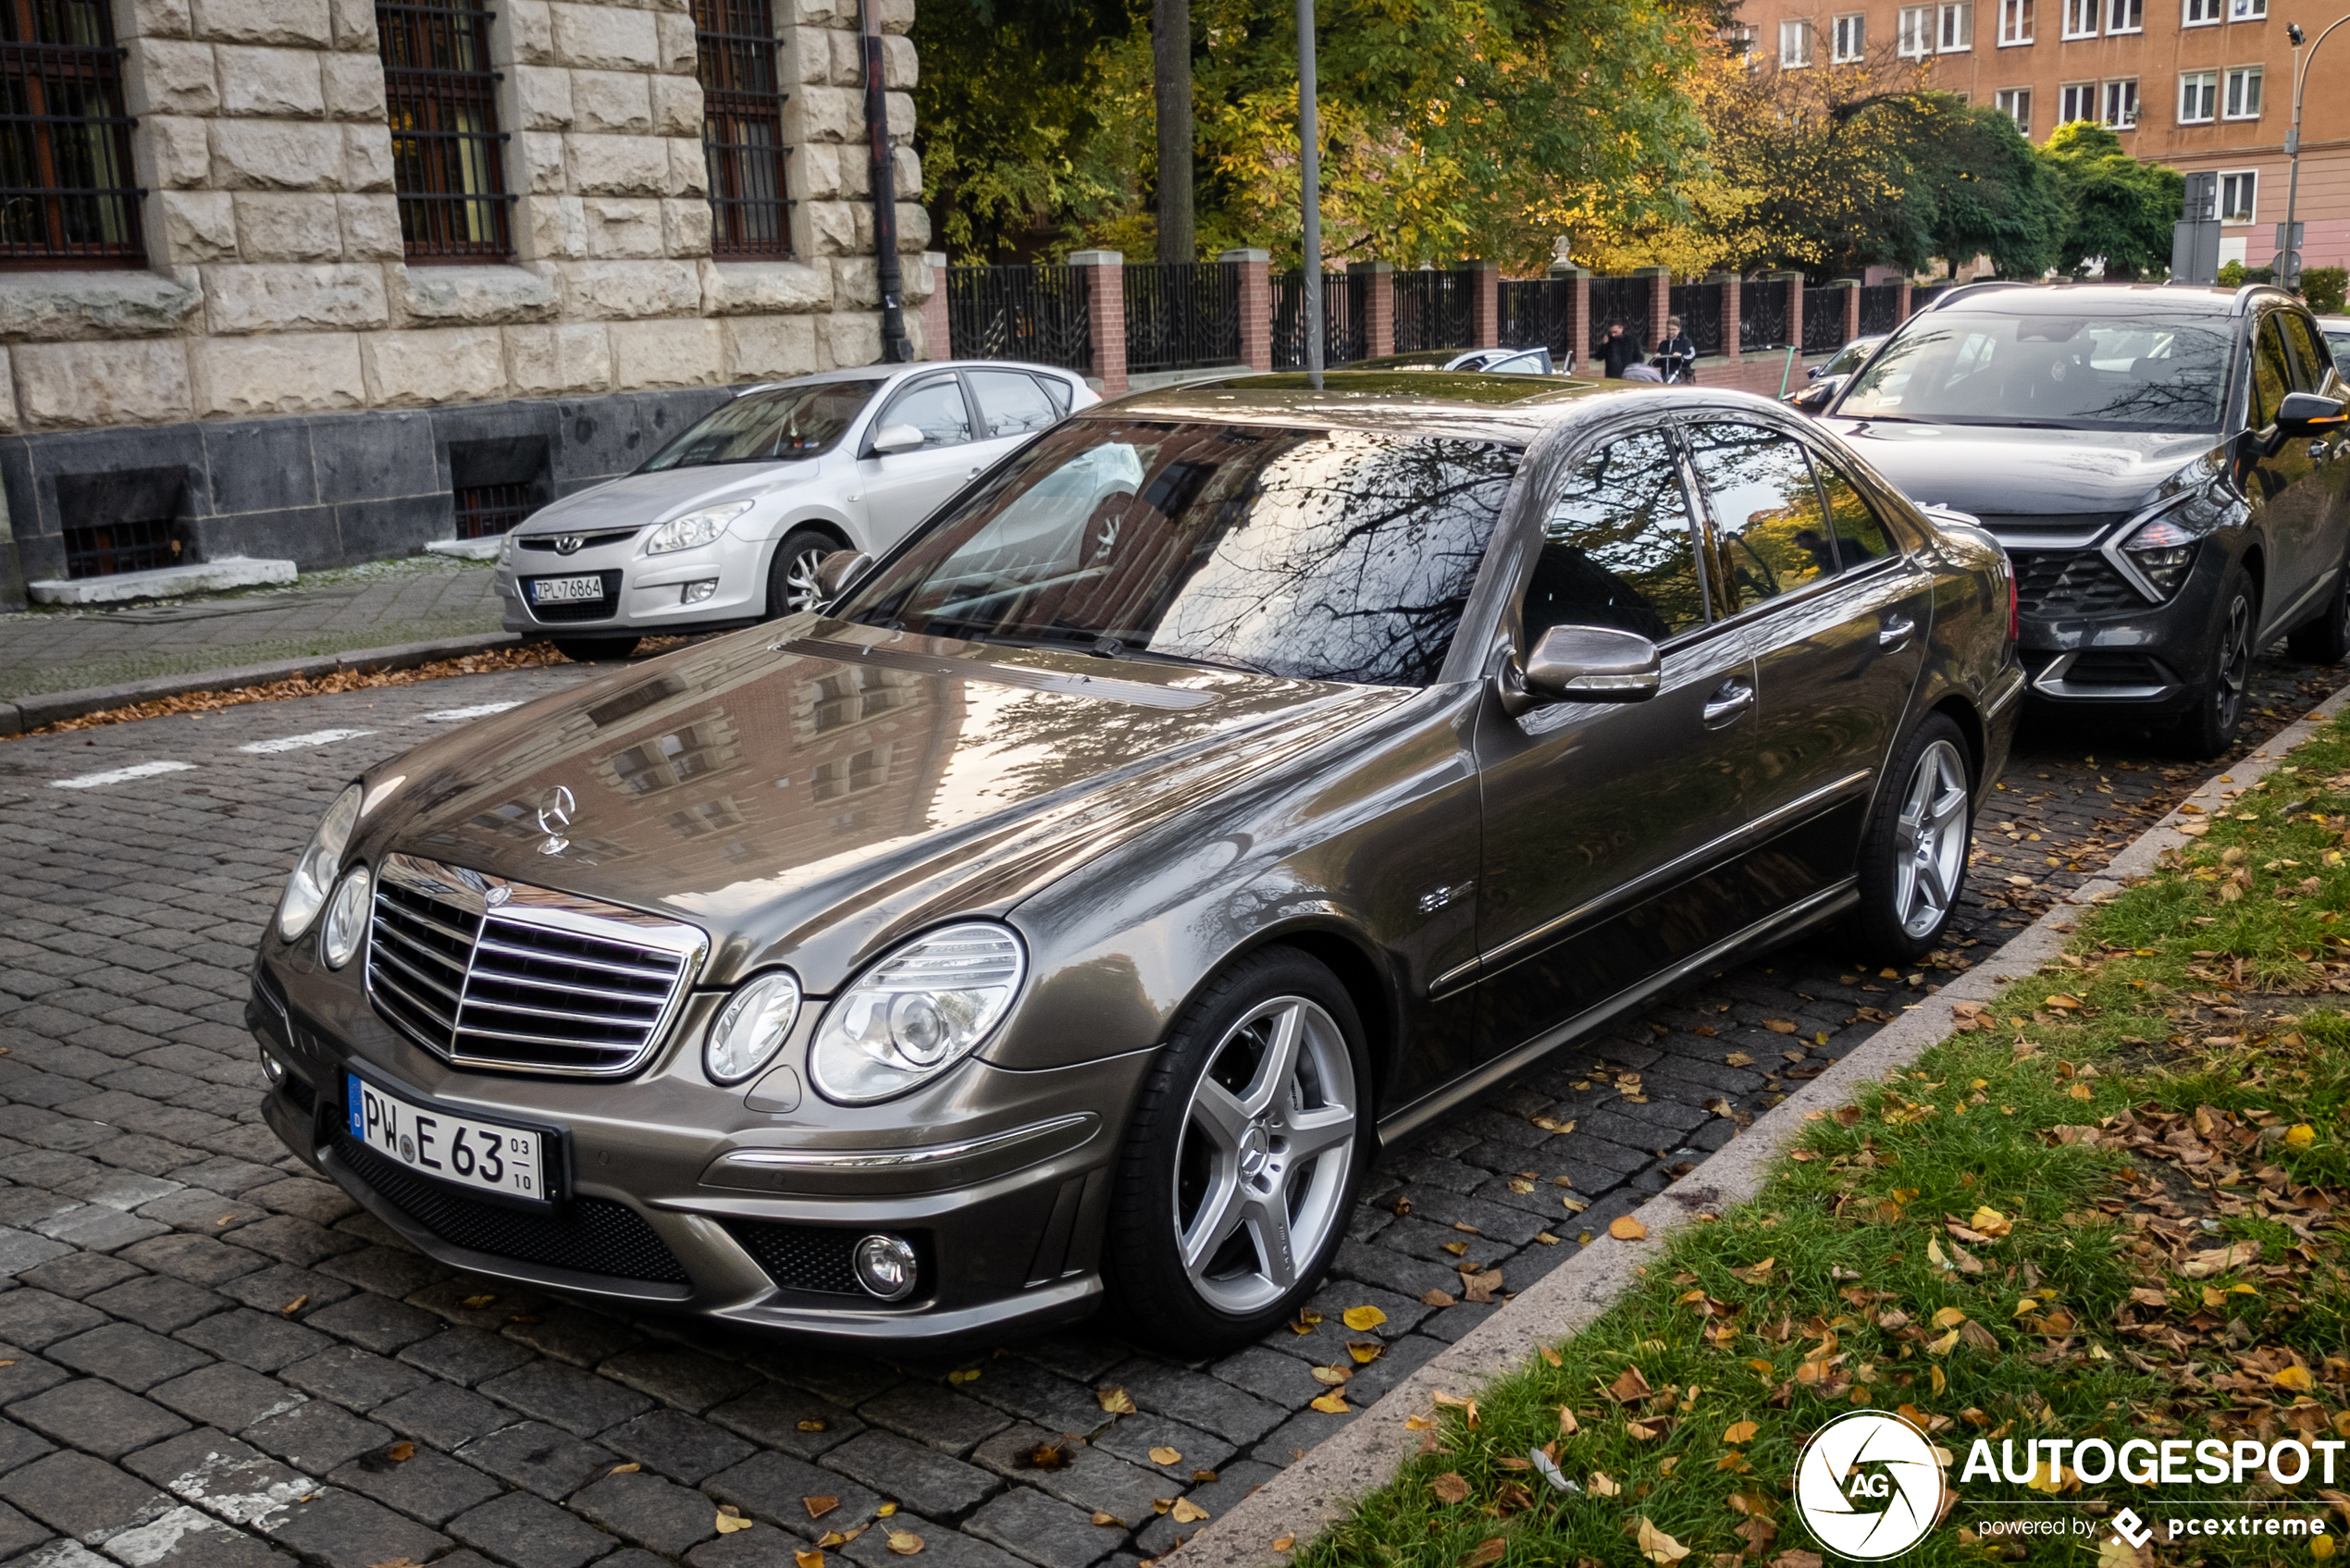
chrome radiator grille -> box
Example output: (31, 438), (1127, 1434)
(366, 853), (706, 1077)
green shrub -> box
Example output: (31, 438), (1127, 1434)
(2305, 265), (2348, 315)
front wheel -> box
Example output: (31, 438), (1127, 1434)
(765, 527), (843, 620)
(2170, 568), (2257, 759)
(1103, 949), (1369, 1354)
(1847, 713), (1973, 964)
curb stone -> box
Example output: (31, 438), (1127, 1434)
(0, 632), (528, 736)
(1173, 680), (2350, 1568)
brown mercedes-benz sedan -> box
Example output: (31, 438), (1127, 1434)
(248, 373), (2022, 1353)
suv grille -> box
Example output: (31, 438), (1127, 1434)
(2012, 549), (2146, 618)
(366, 853), (705, 1077)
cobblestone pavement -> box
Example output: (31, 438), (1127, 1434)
(0, 649), (2342, 1568)
(0, 559), (503, 702)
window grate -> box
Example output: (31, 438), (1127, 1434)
(378, 0), (513, 262)
(455, 480), (532, 539)
(64, 517), (173, 578)
(695, 0), (791, 257)
(0, 0), (142, 270)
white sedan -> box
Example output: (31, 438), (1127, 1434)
(492, 361), (1098, 659)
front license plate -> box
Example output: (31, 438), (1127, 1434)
(347, 1073), (548, 1201)
(529, 574), (603, 604)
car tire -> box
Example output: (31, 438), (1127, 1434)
(1103, 947), (1372, 1355)
(1846, 712), (1973, 964)
(2170, 567), (2257, 759)
(765, 527), (843, 620)
(550, 636), (641, 662)
(2286, 552), (2350, 664)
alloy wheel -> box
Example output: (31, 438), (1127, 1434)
(1891, 738), (1970, 941)
(1173, 995), (1357, 1315)
(2214, 593), (2252, 734)
(782, 546), (831, 614)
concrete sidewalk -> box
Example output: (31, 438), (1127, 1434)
(0, 556), (506, 703)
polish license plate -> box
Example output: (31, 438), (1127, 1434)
(347, 1072), (549, 1202)
(529, 574), (603, 604)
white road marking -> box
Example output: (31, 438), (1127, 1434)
(237, 728), (377, 754)
(51, 760), (197, 789)
(421, 701), (522, 722)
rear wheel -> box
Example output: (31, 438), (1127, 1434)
(550, 636), (640, 662)
(1847, 713), (1973, 964)
(2286, 551), (2350, 664)
(765, 527), (843, 619)
(2171, 568), (2257, 759)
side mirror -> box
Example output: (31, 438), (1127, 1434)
(868, 423), (926, 456)
(2277, 390), (2348, 437)
(1507, 624), (1661, 712)
(814, 549), (873, 603)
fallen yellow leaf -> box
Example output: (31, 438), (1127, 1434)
(1311, 1365), (1350, 1385)
(1969, 1207), (2012, 1237)
(1405, 1414), (1436, 1430)
(2273, 1365), (2313, 1391)
(1590, 1471), (1621, 1497)
(1096, 1387), (1137, 1414)
(885, 1529), (924, 1556)
(2285, 1124), (2316, 1147)
(607, 1463), (639, 1475)
(715, 1506), (754, 1535)
(1309, 1391), (1349, 1414)
(877, 1503), (897, 1518)
(1171, 1499), (1210, 1524)
(1609, 1216), (1648, 1241)
(1342, 1305), (1388, 1331)
(1932, 1307), (1968, 1329)
(1461, 1537), (1506, 1567)
(1637, 1515), (1691, 1562)
(796, 1551), (824, 1568)
(1927, 1328), (1961, 1356)
(461, 1293), (497, 1309)
(804, 1497), (838, 1519)
(1725, 1421), (1758, 1444)
(1273, 1534), (1296, 1552)
(1148, 1447), (1181, 1465)
(1349, 1340), (1385, 1364)
(1091, 1512), (1121, 1527)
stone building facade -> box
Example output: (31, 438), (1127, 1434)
(0, 0), (928, 600)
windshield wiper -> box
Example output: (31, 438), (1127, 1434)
(1087, 636), (1278, 677)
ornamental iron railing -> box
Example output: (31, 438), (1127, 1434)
(1802, 287), (1848, 353)
(1858, 282), (1901, 336)
(946, 264), (1093, 372)
(1589, 276), (1649, 353)
(1668, 281), (1724, 355)
(1124, 261), (1242, 373)
(1392, 268), (1474, 353)
(1498, 278), (1572, 358)
(1271, 270), (1364, 368)
(1740, 279), (1791, 351)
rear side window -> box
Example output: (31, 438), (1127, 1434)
(2250, 317), (2294, 428)
(1687, 423), (1837, 614)
(1809, 452), (1896, 569)
(970, 369), (1061, 438)
(1526, 430), (1707, 646)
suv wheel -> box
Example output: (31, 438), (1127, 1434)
(1847, 713), (1973, 964)
(1104, 949), (1368, 1353)
(2171, 568), (2257, 759)
(765, 528), (841, 619)
(2286, 552), (2350, 664)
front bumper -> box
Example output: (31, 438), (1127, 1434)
(493, 530), (773, 637)
(248, 946), (1152, 1347)
(2007, 534), (2231, 714)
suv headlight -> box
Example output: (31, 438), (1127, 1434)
(809, 923), (1027, 1105)
(645, 501), (753, 555)
(2117, 491), (2222, 600)
(278, 784), (362, 943)
(707, 970), (803, 1085)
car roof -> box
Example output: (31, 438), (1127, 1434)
(1087, 370), (1701, 442)
(736, 361), (1085, 394)
(1922, 280), (2294, 318)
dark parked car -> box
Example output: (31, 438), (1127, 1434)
(1786, 334), (1886, 414)
(1826, 283), (2350, 754)
(248, 374), (2020, 1354)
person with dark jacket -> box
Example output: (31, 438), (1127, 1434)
(1600, 322), (1645, 378)
(1652, 315), (1698, 383)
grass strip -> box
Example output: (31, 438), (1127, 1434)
(1290, 721), (2350, 1568)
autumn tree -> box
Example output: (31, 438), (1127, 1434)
(2042, 119), (2183, 279)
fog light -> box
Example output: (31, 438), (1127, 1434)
(852, 1233), (919, 1301)
(681, 579), (719, 605)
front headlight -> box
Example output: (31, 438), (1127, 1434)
(2118, 491), (2222, 600)
(808, 923), (1027, 1105)
(707, 970), (803, 1085)
(645, 501), (753, 555)
(321, 866), (372, 969)
(278, 784), (362, 943)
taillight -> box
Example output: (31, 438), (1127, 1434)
(2008, 568), (2020, 643)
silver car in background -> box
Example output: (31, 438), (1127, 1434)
(492, 362), (1098, 660)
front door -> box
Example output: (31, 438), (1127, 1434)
(1474, 426), (1758, 1058)
(858, 372), (985, 549)
(2243, 311), (2327, 633)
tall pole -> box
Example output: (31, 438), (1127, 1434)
(2282, 17), (2348, 296)
(862, 0), (912, 363)
(1298, 0), (1321, 379)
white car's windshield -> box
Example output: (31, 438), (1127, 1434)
(642, 379), (885, 470)
(841, 420), (1521, 686)
(1838, 313), (2234, 431)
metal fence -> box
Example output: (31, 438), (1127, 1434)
(1589, 276), (1649, 353)
(1392, 269), (1474, 354)
(1802, 287), (1848, 354)
(1740, 278), (1790, 351)
(1499, 278), (1572, 359)
(1668, 281), (1723, 355)
(946, 264), (1093, 372)
(1271, 271), (1364, 369)
(1858, 283), (1901, 337)
(1124, 262), (1242, 374)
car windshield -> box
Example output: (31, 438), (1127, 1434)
(838, 420), (1522, 686)
(1837, 313), (2235, 430)
(641, 379), (884, 470)
(1824, 338), (1878, 377)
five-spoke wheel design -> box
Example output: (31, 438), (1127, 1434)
(1172, 996), (1357, 1316)
(1892, 737), (1970, 941)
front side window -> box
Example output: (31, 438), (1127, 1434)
(1898, 5), (1933, 54)
(2180, 71), (2217, 122)
(2103, 78), (2138, 127)
(1833, 12), (1866, 58)
(0, 0), (140, 268)
(640, 379), (884, 470)
(880, 377), (974, 449)
(2059, 80), (2097, 122)
(2220, 169), (2257, 223)
(1998, 0), (2033, 43)
(1525, 431), (1707, 647)
(2250, 317), (2293, 428)
(841, 423), (1521, 687)
(379, 0), (513, 260)
(1780, 19), (1812, 65)
(696, 0), (791, 256)
(1687, 424), (1837, 614)
(1997, 86), (2033, 130)
(2223, 66), (2262, 118)
(1839, 311), (2237, 431)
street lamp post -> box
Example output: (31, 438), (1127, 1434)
(2282, 14), (2349, 294)
(1298, 0), (1321, 380)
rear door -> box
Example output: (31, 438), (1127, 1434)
(857, 371), (986, 548)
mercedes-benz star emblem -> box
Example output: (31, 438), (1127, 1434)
(553, 535), (584, 556)
(483, 884), (512, 908)
(536, 785), (575, 855)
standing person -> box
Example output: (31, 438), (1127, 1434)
(1600, 321), (1645, 378)
(1653, 315), (1698, 383)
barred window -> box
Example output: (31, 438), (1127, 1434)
(695, 0), (791, 256)
(0, 0), (140, 269)
(378, 0), (513, 262)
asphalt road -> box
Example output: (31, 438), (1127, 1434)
(0, 648), (2339, 1568)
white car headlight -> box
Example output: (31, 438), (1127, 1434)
(321, 866), (372, 969)
(645, 501), (754, 555)
(809, 923), (1027, 1105)
(278, 784), (362, 943)
(707, 970), (803, 1085)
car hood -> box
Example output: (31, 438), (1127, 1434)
(515, 463), (821, 535)
(1823, 419), (2220, 523)
(361, 620), (1407, 989)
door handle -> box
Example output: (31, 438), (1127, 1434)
(1702, 681), (1753, 727)
(1878, 615), (1916, 648)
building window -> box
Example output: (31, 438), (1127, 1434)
(0, 0), (141, 269)
(696, 0), (791, 257)
(1779, 19), (1812, 65)
(378, 0), (513, 261)
(2061, 0), (2098, 35)
(2103, 77), (2138, 126)
(1938, 2), (1973, 48)
(2220, 169), (2256, 222)
(1898, 5), (1933, 54)
(2229, 0), (2264, 17)
(2059, 80), (2096, 121)
(1998, 0), (2034, 43)
(1725, 24), (1756, 57)
(1832, 12), (1866, 58)
(2183, 0), (2220, 23)
(2223, 65), (2262, 117)
(2106, 0), (2143, 30)
(1996, 86), (2033, 129)
(2179, 69), (2217, 121)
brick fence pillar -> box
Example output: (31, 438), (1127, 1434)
(1711, 271), (1740, 363)
(1220, 247), (1272, 371)
(1354, 261), (1395, 358)
(1896, 277), (1912, 327)
(1552, 262), (1589, 376)
(1634, 265), (1670, 352)
(1834, 277), (1861, 347)
(920, 251), (950, 361)
(1470, 260), (1499, 348)
(1070, 250), (1127, 395)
